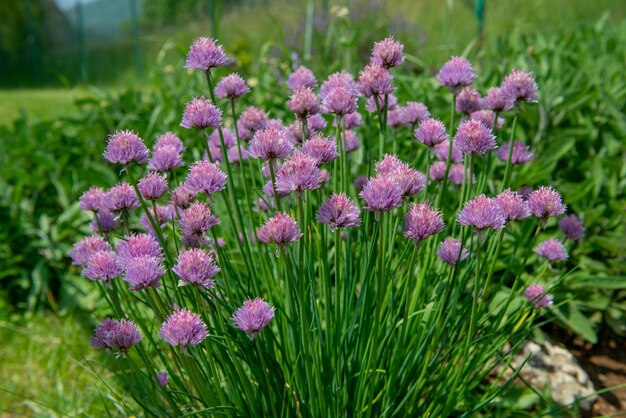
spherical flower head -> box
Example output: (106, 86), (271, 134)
(448, 164), (474, 186)
(342, 111), (363, 129)
(559, 215), (585, 240)
(69, 235), (111, 266)
(438, 238), (469, 266)
(91, 319), (142, 354)
(404, 202), (445, 244)
(185, 37), (228, 70)
(366, 94), (398, 113)
(321, 71), (358, 99)
(470, 110), (504, 131)
(104, 130), (150, 165)
(149, 145), (184, 172)
(415, 118), (448, 147)
(116, 233), (164, 268)
(394, 164), (426, 197)
(434, 140), (463, 163)
(438, 56), (476, 92)
(123, 255), (164, 291)
(354, 175), (369, 192)
(322, 86), (357, 116)
(358, 62), (395, 97)
(91, 211), (118, 233)
(360, 176), (403, 213)
(501, 69), (538, 105)
(227, 146), (248, 164)
(157, 371), (168, 387)
(248, 127), (293, 160)
(232, 298), (275, 340)
(429, 161), (447, 181)
(185, 160), (227, 196)
(454, 120), (497, 156)
(401, 102), (430, 125)
(287, 65), (317, 90)
(276, 152), (322, 195)
(317, 193), (361, 231)
(209, 129), (236, 148)
(495, 189), (530, 222)
(155, 132), (185, 153)
(344, 130), (360, 152)
(83, 250), (122, 281)
(173, 248), (219, 288)
(105, 183), (140, 212)
(237, 106), (269, 141)
(140, 205), (174, 236)
(179, 202), (220, 236)
(458, 195), (506, 231)
(138, 172), (168, 200)
(527, 186), (567, 220)
(288, 87), (320, 119)
(180, 97), (222, 130)
(257, 212), (302, 245)
(387, 108), (404, 127)
(371, 36), (404, 68)
(523, 284), (554, 308)
(171, 185), (196, 209)
(215, 73), (250, 99)
(307, 114), (327, 131)
(301, 135), (339, 166)
(375, 154), (403, 176)
(160, 308), (208, 347)
(285, 117), (322, 144)
(483, 87), (513, 112)
(80, 186), (107, 212)
(496, 141), (534, 165)
(455, 87), (483, 115)
(534, 239), (568, 262)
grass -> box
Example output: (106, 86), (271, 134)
(0, 89), (85, 126)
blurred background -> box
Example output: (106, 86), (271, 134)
(1, 0), (625, 416)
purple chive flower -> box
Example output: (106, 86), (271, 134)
(80, 187), (107, 212)
(155, 132), (185, 153)
(69, 235), (111, 266)
(209, 129), (236, 148)
(321, 71), (359, 99)
(470, 110), (504, 131)
(429, 161), (447, 180)
(455, 120), (497, 156)
(285, 116), (325, 144)
(448, 164), (474, 186)
(458, 195), (506, 231)
(149, 146), (184, 172)
(171, 185), (196, 209)
(215, 73), (250, 99)
(495, 189), (530, 222)
(404, 202), (445, 244)
(496, 141), (534, 165)
(483, 87), (513, 112)
(386, 108), (404, 127)
(371, 36), (404, 68)
(105, 183), (140, 213)
(321, 86), (358, 116)
(157, 371), (169, 387)
(393, 163), (426, 197)
(438, 238), (469, 266)
(83, 250), (122, 281)
(366, 94), (398, 113)
(237, 106), (269, 141)
(185, 37), (228, 70)
(180, 97), (222, 129)
(344, 130), (360, 152)
(559, 215), (585, 240)
(438, 56), (476, 92)
(354, 175), (369, 192)
(523, 284), (554, 308)
(232, 298), (275, 340)
(160, 308), (208, 347)
(301, 135), (339, 166)
(248, 127), (293, 160)
(317, 194), (361, 231)
(535, 239), (569, 262)
(257, 212), (302, 245)
(91, 211), (118, 233)
(123, 255), (164, 291)
(185, 160), (227, 196)
(288, 87), (320, 119)
(276, 152), (322, 196)
(455, 87), (483, 115)
(360, 176), (403, 213)
(401, 102), (430, 125)
(434, 140), (463, 163)
(138, 172), (168, 200)
(91, 319), (142, 354)
(262, 161), (282, 178)
(342, 111), (363, 129)
(103, 130), (150, 165)
(501, 69), (538, 105)
(117, 233), (163, 267)
(358, 62), (395, 97)
(287, 66), (317, 90)
(179, 202), (219, 236)
(527, 186), (567, 220)
(140, 205), (174, 236)
(307, 114), (327, 131)
(415, 119), (448, 147)
(375, 154), (403, 176)
(173, 248), (219, 288)
(227, 146), (248, 164)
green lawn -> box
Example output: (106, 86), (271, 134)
(0, 89), (84, 126)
